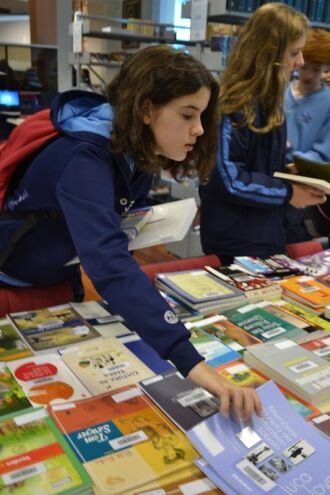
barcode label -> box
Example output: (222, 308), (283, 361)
(314, 347), (330, 357)
(289, 360), (318, 373)
(3, 463), (45, 485)
(262, 326), (286, 339)
(109, 430), (148, 450)
(103, 362), (130, 375)
(236, 459), (275, 492)
(176, 389), (212, 407)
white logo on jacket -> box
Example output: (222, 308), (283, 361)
(164, 310), (179, 324)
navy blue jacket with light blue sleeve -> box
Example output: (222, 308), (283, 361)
(200, 110), (293, 258)
(0, 90), (203, 376)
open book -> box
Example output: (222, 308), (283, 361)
(274, 156), (330, 194)
(128, 197), (197, 250)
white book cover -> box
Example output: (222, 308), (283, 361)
(7, 353), (91, 406)
(128, 198), (197, 250)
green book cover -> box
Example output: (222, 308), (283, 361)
(0, 407), (92, 495)
(0, 362), (30, 417)
(0, 318), (32, 362)
(222, 304), (306, 342)
(294, 155), (330, 181)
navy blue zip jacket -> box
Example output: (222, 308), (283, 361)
(200, 111), (293, 258)
(0, 90), (203, 376)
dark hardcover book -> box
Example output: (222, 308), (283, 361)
(140, 370), (219, 432)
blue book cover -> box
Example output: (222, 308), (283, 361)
(118, 333), (175, 374)
(187, 380), (330, 495)
(195, 458), (238, 495)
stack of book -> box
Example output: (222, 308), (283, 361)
(155, 269), (246, 314)
(234, 255), (301, 279)
(281, 275), (330, 315)
(204, 264), (282, 302)
(244, 338), (330, 408)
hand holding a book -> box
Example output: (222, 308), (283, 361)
(188, 361), (263, 421)
(289, 183), (327, 209)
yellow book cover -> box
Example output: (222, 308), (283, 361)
(61, 337), (154, 394)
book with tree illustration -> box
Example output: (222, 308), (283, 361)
(0, 317), (32, 361)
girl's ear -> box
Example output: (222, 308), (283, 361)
(141, 99), (152, 124)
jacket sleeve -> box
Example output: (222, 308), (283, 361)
(293, 110), (330, 164)
(56, 147), (203, 376)
(216, 115), (292, 208)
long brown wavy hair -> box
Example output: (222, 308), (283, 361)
(220, 3), (308, 133)
(106, 45), (219, 183)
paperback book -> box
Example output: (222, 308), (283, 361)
(274, 171), (330, 194)
(60, 336), (154, 395)
(281, 275), (330, 309)
(48, 386), (198, 495)
(0, 407), (92, 495)
(295, 249), (330, 277)
(7, 353), (91, 407)
(189, 326), (241, 367)
(244, 338), (330, 406)
(187, 380), (330, 495)
(140, 370), (219, 432)
(0, 318), (32, 361)
(8, 304), (101, 353)
(274, 300), (330, 331)
(0, 361), (31, 416)
(121, 205), (153, 241)
(310, 411), (330, 438)
(222, 303), (307, 342)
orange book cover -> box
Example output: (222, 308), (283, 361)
(281, 276), (330, 307)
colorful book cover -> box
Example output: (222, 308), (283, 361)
(187, 380), (330, 495)
(118, 333), (175, 375)
(0, 407), (91, 495)
(121, 206), (153, 240)
(301, 335), (330, 362)
(296, 249), (330, 277)
(275, 301), (330, 331)
(0, 318), (32, 362)
(7, 353), (91, 407)
(8, 304), (101, 353)
(189, 326), (241, 367)
(61, 336), (154, 395)
(204, 265), (271, 292)
(48, 386), (197, 495)
(0, 362), (31, 416)
(244, 339), (330, 405)
(234, 256), (274, 275)
(222, 304), (306, 342)
(140, 371), (219, 432)
(259, 302), (317, 333)
(281, 276), (330, 308)
(215, 360), (319, 420)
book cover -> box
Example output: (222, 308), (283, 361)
(301, 335), (330, 362)
(121, 205), (153, 241)
(118, 333), (175, 375)
(0, 362), (31, 416)
(274, 171), (330, 194)
(0, 318), (32, 362)
(8, 304), (101, 353)
(0, 407), (92, 495)
(140, 371), (219, 432)
(61, 336), (154, 395)
(204, 265), (271, 292)
(296, 249), (330, 277)
(156, 269), (243, 305)
(187, 380), (330, 495)
(274, 301), (330, 331)
(128, 198), (197, 251)
(234, 256), (274, 275)
(71, 299), (124, 326)
(49, 386), (197, 495)
(188, 326), (241, 367)
(7, 353), (91, 407)
(195, 458), (239, 495)
(222, 303), (306, 342)
(244, 338), (330, 405)
(281, 276), (330, 309)
(159, 290), (202, 323)
(259, 301), (317, 333)
(311, 411), (330, 438)
(186, 314), (245, 354)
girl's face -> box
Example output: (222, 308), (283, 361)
(143, 86), (211, 161)
(282, 34), (306, 80)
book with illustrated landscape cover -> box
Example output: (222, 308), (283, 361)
(0, 407), (92, 495)
(0, 361), (31, 416)
(48, 385), (198, 495)
(8, 304), (101, 353)
(0, 318), (32, 361)
(187, 380), (330, 495)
